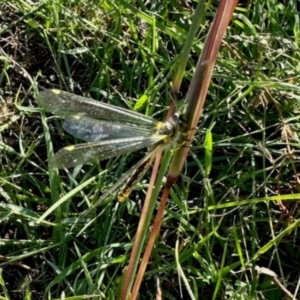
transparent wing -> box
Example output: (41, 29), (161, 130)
(36, 89), (158, 129)
(63, 114), (155, 142)
(50, 135), (166, 168)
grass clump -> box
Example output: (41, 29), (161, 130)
(1, 1), (300, 299)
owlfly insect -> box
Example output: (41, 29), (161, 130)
(36, 89), (185, 212)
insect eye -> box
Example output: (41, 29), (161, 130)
(178, 115), (187, 128)
(172, 112), (180, 122)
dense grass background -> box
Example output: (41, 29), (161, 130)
(1, 1), (300, 299)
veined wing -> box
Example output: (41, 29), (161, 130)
(63, 114), (157, 142)
(37, 89), (158, 129)
(50, 134), (167, 168)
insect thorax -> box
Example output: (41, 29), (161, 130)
(155, 113), (186, 145)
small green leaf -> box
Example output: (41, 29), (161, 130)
(204, 129), (212, 176)
(134, 94), (148, 111)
